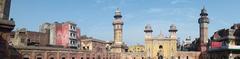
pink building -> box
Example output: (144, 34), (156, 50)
(40, 21), (81, 48)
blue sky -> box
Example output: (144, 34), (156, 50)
(10, 0), (240, 45)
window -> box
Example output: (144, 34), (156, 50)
(70, 40), (76, 45)
(70, 25), (76, 30)
(87, 46), (89, 49)
(21, 38), (25, 43)
(159, 45), (163, 49)
(236, 40), (240, 45)
(186, 56), (188, 59)
(81, 57), (83, 59)
(158, 55), (163, 59)
(98, 56), (101, 59)
(27, 39), (30, 43)
(23, 58), (29, 59)
(23, 55), (29, 59)
(50, 57), (54, 59)
(37, 57), (42, 59)
(62, 57), (65, 59)
(73, 26), (75, 30)
(72, 57), (75, 59)
(178, 56), (180, 59)
(70, 32), (76, 38)
(83, 47), (86, 50)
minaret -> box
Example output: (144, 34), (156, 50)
(169, 24), (178, 39)
(0, 0), (11, 20)
(113, 8), (123, 45)
(0, 0), (15, 59)
(198, 7), (209, 52)
(144, 24), (153, 40)
(112, 8), (124, 53)
(144, 24), (153, 59)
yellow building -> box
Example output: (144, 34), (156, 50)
(128, 44), (145, 53)
(144, 24), (178, 59)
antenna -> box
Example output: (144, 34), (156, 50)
(202, 0), (206, 8)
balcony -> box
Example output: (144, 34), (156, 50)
(69, 25), (76, 31)
(69, 44), (78, 49)
(69, 40), (78, 49)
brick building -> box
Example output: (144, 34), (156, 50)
(9, 25), (120, 59)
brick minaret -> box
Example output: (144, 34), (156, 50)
(198, 7), (209, 52)
(112, 8), (124, 53)
(0, 0), (15, 59)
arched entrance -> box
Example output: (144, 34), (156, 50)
(97, 55), (101, 59)
(23, 54), (30, 59)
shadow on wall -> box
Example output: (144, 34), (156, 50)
(9, 45), (22, 59)
(0, 37), (22, 59)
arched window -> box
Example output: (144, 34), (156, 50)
(48, 55), (55, 59)
(98, 56), (101, 59)
(158, 55), (163, 59)
(23, 54), (30, 59)
(83, 47), (86, 50)
(37, 57), (42, 59)
(72, 57), (75, 59)
(36, 55), (42, 59)
(159, 45), (163, 49)
(186, 56), (188, 59)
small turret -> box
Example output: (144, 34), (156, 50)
(198, 7), (209, 24)
(144, 24), (153, 32)
(169, 24), (177, 39)
(144, 24), (153, 40)
(113, 8), (123, 25)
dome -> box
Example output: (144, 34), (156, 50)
(169, 24), (177, 32)
(170, 24), (177, 30)
(144, 24), (153, 32)
(114, 8), (122, 18)
(198, 7), (209, 24)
